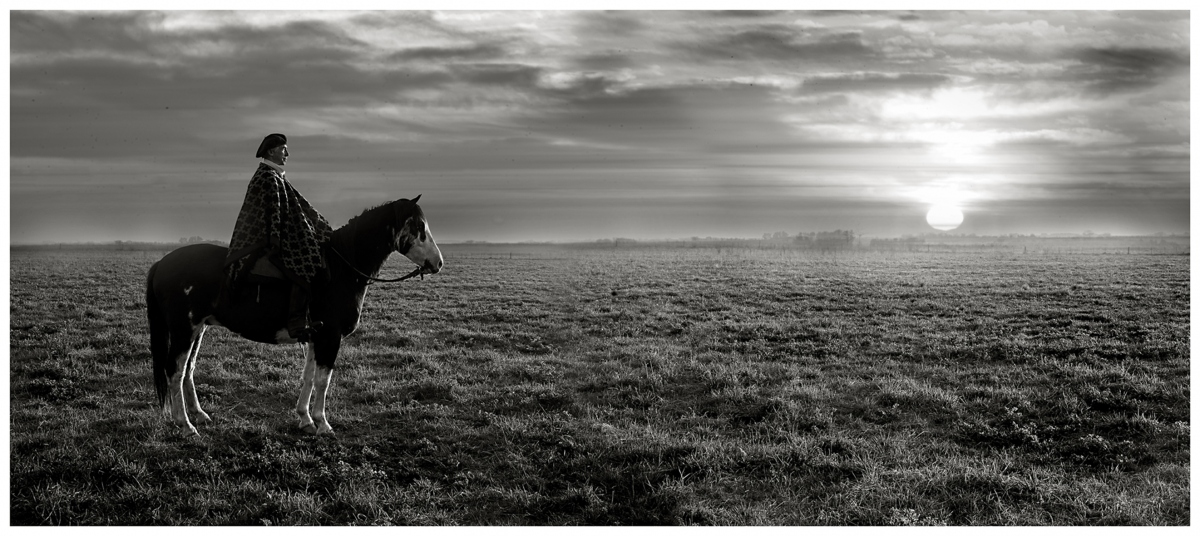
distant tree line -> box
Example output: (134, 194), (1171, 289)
(761, 230), (858, 250)
(11, 238), (230, 252)
(480, 231), (1189, 256)
(793, 230), (856, 250)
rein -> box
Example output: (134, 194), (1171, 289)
(328, 245), (424, 285)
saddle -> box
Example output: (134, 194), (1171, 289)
(248, 254), (285, 280)
(219, 249), (289, 309)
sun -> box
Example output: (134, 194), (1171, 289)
(926, 204), (964, 231)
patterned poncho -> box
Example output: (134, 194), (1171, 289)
(225, 163), (332, 285)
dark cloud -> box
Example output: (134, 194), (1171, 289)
(679, 25), (874, 62)
(573, 11), (646, 38)
(520, 82), (803, 162)
(525, 85), (693, 144)
(12, 12), (525, 161)
(1081, 47), (1188, 71)
(344, 10), (438, 30)
(1015, 173), (1189, 202)
(799, 11), (872, 18)
(13, 55), (444, 109)
(13, 11), (369, 62)
(12, 11), (158, 56)
(706, 11), (788, 18)
(1068, 46), (1189, 94)
(10, 50), (463, 161)
(386, 43), (508, 62)
(11, 11), (397, 111)
(449, 63), (542, 89)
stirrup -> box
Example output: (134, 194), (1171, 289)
(289, 321), (324, 343)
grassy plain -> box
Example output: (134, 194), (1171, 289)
(8, 245), (1191, 525)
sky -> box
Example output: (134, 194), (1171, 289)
(7, 8), (1192, 244)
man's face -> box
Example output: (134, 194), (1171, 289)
(267, 144), (289, 166)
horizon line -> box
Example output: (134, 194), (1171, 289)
(9, 231), (1192, 248)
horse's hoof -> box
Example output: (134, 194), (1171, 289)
(316, 427), (334, 436)
(193, 412), (212, 424)
(300, 424), (317, 434)
(179, 425), (199, 437)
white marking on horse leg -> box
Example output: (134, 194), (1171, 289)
(168, 350), (197, 436)
(183, 326), (211, 424)
(295, 344), (317, 433)
(312, 366), (335, 435)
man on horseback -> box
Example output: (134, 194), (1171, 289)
(224, 133), (331, 342)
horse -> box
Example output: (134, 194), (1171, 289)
(145, 195), (443, 436)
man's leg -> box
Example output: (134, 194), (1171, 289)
(287, 283), (314, 342)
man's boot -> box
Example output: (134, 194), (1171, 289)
(287, 284), (317, 343)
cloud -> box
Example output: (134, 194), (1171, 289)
(520, 82), (805, 161)
(12, 12), (401, 109)
(449, 62), (543, 89)
(386, 42), (508, 62)
(798, 72), (954, 95)
(11, 11), (553, 165)
(8, 10), (1192, 242)
(572, 11), (647, 38)
(706, 11), (790, 19)
(12, 11), (158, 61)
(1003, 128), (1133, 146)
(1067, 46), (1190, 94)
(12, 11), (370, 66)
(573, 51), (637, 71)
(676, 24), (874, 63)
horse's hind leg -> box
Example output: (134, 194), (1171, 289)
(182, 326), (211, 424)
(164, 322), (200, 435)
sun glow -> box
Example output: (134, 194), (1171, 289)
(926, 204), (964, 231)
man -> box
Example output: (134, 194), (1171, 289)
(225, 133), (332, 342)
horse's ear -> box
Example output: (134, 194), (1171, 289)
(411, 194), (421, 204)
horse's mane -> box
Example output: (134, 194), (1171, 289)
(341, 201), (395, 232)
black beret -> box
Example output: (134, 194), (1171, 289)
(255, 133), (287, 159)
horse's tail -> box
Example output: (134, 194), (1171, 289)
(146, 261), (169, 409)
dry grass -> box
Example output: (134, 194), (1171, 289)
(8, 245), (1190, 525)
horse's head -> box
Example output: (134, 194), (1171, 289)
(392, 195), (443, 276)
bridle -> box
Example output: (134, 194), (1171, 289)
(326, 197), (431, 285)
(328, 245), (425, 285)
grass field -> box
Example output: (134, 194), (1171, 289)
(8, 245), (1190, 525)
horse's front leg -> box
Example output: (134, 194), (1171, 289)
(295, 343), (318, 434)
(310, 335), (342, 435)
(312, 365), (335, 435)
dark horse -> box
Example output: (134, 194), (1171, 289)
(145, 196), (443, 435)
